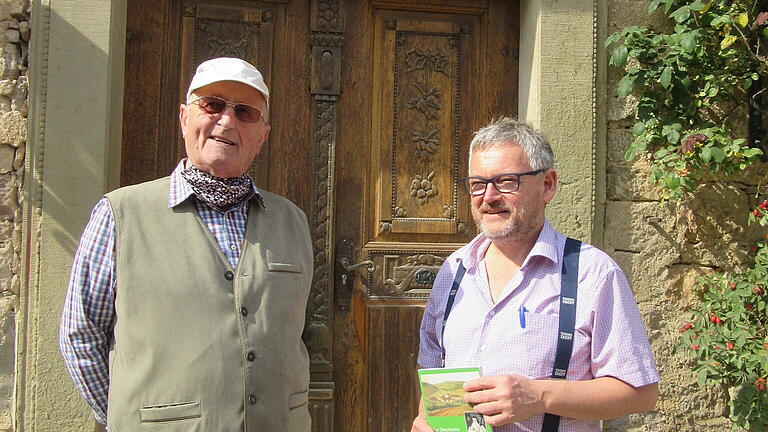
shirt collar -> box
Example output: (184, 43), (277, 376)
(167, 159), (264, 210)
(458, 219), (561, 270)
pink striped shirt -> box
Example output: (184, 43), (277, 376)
(418, 220), (659, 431)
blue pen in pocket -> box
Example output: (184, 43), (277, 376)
(519, 306), (528, 328)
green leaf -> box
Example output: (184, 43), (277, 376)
(709, 147), (725, 163)
(700, 1), (712, 14)
(660, 66), (673, 89)
(681, 32), (697, 51)
(610, 45), (629, 68)
(688, 1), (705, 12)
(701, 146), (712, 162)
(696, 367), (708, 386)
(617, 74), (636, 98)
(605, 32), (622, 47)
(670, 6), (691, 23)
(632, 121), (646, 136)
(711, 15), (731, 27)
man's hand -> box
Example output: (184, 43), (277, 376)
(411, 396), (434, 432)
(410, 414), (434, 432)
(463, 374), (545, 427)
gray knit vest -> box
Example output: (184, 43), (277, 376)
(105, 177), (312, 431)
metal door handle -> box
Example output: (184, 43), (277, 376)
(338, 258), (376, 273)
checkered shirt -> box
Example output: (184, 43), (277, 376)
(59, 160), (261, 425)
(418, 220), (660, 432)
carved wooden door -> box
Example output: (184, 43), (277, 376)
(122, 1), (518, 431)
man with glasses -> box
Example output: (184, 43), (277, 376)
(60, 57), (312, 431)
(411, 118), (659, 432)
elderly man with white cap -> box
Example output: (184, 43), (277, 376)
(60, 57), (313, 431)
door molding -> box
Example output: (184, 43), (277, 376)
(306, 0), (346, 427)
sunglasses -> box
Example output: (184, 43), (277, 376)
(190, 96), (264, 123)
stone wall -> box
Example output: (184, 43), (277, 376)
(0, 0), (28, 430)
(603, 1), (766, 431)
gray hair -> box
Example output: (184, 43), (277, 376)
(469, 117), (554, 171)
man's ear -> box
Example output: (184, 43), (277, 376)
(178, 104), (188, 138)
(542, 169), (557, 203)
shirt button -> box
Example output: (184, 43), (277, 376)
(224, 271), (234, 281)
(248, 394), (257, 405)
(241, 307), (248, 316)
(230, 244), (237, 251)
(246, 351), (256, 361)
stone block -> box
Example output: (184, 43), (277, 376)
(19, 20), (28, 42)
(4, 29), (18, 43)
(0, 42), (19, 80)
(4, 0), (27, 18)
(12, 74), (26, 115)
(0, 145), (12, 173)
(0, 111), (25, 146)
(0, 80), (13, 96)
(679, 183), (756, 267)
(12, 142), (23, 170)
(607, 127), (633, 162)
(604, 200), (682, 257)
(0, 174), (15, 220)
(606, 161), (660, 202)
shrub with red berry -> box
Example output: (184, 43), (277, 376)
(679, 198), (768, 431)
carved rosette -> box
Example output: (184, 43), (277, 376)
(385, 28), (465, 233)
(194, 18), (261, 63)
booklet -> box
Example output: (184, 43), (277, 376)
(418, 367), (493, 432)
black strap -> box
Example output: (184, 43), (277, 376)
(440, 262), (466, 367)
(541, 237), (582, 432)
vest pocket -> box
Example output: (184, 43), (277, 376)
(288, 390), (309, 409)
(268, 261), (302, 273)
(139, 401), (202, 422)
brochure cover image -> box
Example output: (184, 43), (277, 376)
(417, 367), (493, 432)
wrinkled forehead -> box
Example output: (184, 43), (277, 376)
(469, 144), (531, 174)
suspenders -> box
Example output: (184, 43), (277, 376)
(439, 237), (582, 432)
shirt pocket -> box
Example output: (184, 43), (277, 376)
(139, 400), (202, 423)
(503, 311), (560, 380)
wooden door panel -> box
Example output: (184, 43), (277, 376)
(123, 1), (518, 431)
(372, 11), (478, 238)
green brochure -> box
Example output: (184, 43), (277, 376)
(418, 367), (493, 432)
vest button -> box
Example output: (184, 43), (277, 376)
(224, 271), (234, 281)
(246, 351), (256, 361)
(241, 307), (248, 316)
(248, 394), (257, 405)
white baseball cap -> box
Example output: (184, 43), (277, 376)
(186, 57), (269, 107)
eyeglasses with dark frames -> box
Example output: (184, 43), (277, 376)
(190, 96), (264, 123)
(461, 169), (545, 196)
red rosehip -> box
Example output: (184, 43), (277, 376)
(760, 200), (768, 210)
(746, 303), (754, 311)
(755, 209), (761, 217)
(691, 344), (699, 350)
(752, 245), (759, 252)
(713, 345), (719, 349)
(730, 281), (737, 290)
(754, 286), (765, 296)
(726, 342), (734, 350)
(682, 322), (693, 331)
(710, 314), (717, 323)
